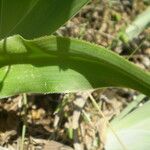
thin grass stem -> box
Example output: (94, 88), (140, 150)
(88, 92), (127, 150)
(20, 93), (28, 150)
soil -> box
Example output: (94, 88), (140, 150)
(0, 0), (149, 150)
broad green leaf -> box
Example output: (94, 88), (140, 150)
(105, 100), (150, 150)
(0, 35), (150, 98)
(0, 0), (89, 39)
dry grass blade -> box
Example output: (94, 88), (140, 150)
(88, 92), (127, 150)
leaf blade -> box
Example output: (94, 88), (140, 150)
(0, 0), (90, 39)
(105, 101), (150, 150)
(0, 35), (150, 98)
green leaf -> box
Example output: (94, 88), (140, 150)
(105, 100), (150, 150)
(0, 0), (89, 39)
(0, 35), (150, 98)
(112, 94), (146, 123)
(126, 7), (150, 41)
